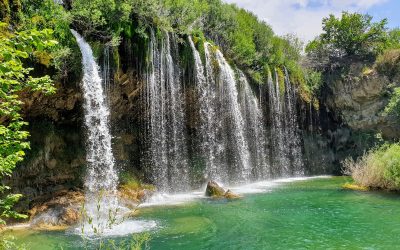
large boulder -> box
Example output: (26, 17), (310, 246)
(29, 191), (84, 230)
(205, 181), (225, 197)
(224, 189), (241, 199)
(205, 181), (241, 199)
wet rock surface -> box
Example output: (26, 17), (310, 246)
(205, 181), (226, 197)
(29, 191), (84, 230)
(205, 181), (241, 199)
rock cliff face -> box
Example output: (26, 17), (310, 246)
(15, 38), (400, 211)
(323, 63), (400, 139)
(10, 83), (85, 211)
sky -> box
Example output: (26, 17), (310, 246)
(223, 0), (400, 42)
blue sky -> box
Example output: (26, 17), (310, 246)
(223, 0), (400, 42)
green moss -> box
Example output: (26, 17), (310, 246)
(119, 172), (155, 191)
(275, 67), (285, 96)
(112, 46), (120, 72)
(89, 40), (104, 60)
(192, 30), (206, 65)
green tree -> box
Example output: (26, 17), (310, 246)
(306, 12), (388, 61)
(0, 22), (56, 225)
(386, 28), (400, 49)
(71, 0), (132, 38)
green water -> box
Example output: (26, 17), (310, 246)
(7, 177), (400, 249)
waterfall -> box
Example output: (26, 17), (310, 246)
(283, 69), (304, 175)
(144, 30), (189, 192)
(267, 69), (304, 176)
(71, 30), (118, 230)
(189, 40), (252, 183)
(213, 49), (252, 182)
(268, 70), (289, 175)
(142, 34), (304, 190)
(238, 72), (270, 179)
(188, 38), (227, 182)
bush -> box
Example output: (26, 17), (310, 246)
(384, 87), (400, 117)
(343, 143), (400, 190)
(375, 49), (400, 79)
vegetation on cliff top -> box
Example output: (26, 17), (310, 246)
(305, 12), (397, 70)
(305, 11), (400, 104)
(68, 0), (309, 94)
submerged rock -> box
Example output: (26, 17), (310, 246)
(29, 191), (84, 230)
(342, 183), (369, 191)
(205, 181), (226, 197)
(224, 189), (241, 199)
(118, 184), (155, 209)
(205, 181), (241, 199)
(28, 184), (155, 230)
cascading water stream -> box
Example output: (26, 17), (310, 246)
(144, 30), (189, 192)
(189, 39), (253, 183)
(214, 49), (252, 182)
(71, 30), (118, 232)
(238, 72), (270, 179)
(267, 69), (304, 176)
(188, 38), (227, 182)
(143, 34), (305, 192)
(102, 46), (111, 104)
(283, 69), (304, 175)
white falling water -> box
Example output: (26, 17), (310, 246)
(267, 69), (304, 176)
(71, 30), (118, 232)
(238, 72), (270, 179)
(214, 49), (252, 182)
(143, 34), (305, 190)
(283, 69), (304, 175)
(189, 39), (227, 182)
(144, 30), (189, 192)
(189, 40), (254, 183)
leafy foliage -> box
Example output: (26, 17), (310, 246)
(386, 28), (400, 50)
(0, 21), (56, 224)
(20, 0), (83, 79)
(384, 87), (400, 117)
(69, 0), (304, 87)
(306, 12), (389, 70)
(0, 235), (27, 250)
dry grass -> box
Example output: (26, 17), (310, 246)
(375, 49), (400, 79)
(342, 143), (400, 191)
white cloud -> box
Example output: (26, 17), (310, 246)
(223, 0), (389, 42)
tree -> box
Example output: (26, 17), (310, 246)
(306, 12), (388, 61)
(71, 0), (132, 39)
(386, 28), (400, 49)
(0, 22), (56, 225)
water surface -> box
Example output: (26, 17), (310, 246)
(8, 177), (400, 249)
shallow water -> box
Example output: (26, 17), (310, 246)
(7, 177), (400, 249)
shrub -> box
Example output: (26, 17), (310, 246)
(343, 143), (400, 190)
(384, 87), (400, 117)
(375, 49), (400, 79)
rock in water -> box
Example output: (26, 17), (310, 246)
(205, 181), (225, 197)
(29, 191), (84, 230)
(224, 190), (241, 199)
